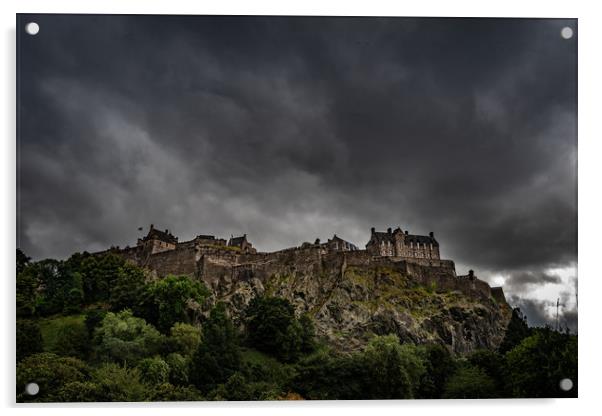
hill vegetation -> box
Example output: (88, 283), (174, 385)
(16, 249), (577, 401)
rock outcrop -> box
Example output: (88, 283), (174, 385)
(197, 248), (512, 355)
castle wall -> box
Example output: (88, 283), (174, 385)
(103, 236), (506, 307)
(141, 245), (198, 278)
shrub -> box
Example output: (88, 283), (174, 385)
(84, 308), (107, 337)
(94, 310), (164, 365)
(244, 296), (315, 362)
(53, 320), (90, 359)
(90, 363), (146, 402)
(145, 383), (204, 401)
(165, 353), (189, 385)
(137, 357), (170, 385)
(443, 365), (497, 399)
(139, 275), (210, 333)
(17, 320), (43, 362)
(169, 322), (201, 357)
(416, 344), (456, 399)
(190, 303), (242, 391)
(16, 353), (88, 402)
(505, 327), (577, 398)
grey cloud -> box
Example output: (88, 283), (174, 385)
(504, 270), (562, 292)
(17, 13), (576, 320)
(508, 295), (577, 333)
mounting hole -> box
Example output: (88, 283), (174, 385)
(559, 378), (573, 391)
(25, 22), (40, 35)
(25, 382), (39, 396)
(561, 27), (573, 39)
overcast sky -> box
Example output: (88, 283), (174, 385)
(17, 15), (577, 330)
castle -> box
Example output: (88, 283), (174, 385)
(109, 224), (440, 264)
(98, 223), (507, 307)
(99, 224), (466, 280)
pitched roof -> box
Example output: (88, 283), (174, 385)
(145, 228), (178, 244)
(328, 235), (359, 250)
(196, 235), (216, 240)
(228, 235), (247, 247)
(369, 229), (438, 246)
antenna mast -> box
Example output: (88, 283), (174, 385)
(556, 298), (560, 331)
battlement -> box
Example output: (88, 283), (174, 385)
(98, 224), (507, 306)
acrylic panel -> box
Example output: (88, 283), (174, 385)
(16, 14), (577, 402)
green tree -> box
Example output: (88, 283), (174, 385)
(299, 313), (317, 354)
(16, 264), (38, 317)
(169, 322), (202, 357)
(443, 365), (497, 399)
(17, 248), (31, 274)
(94, 310), (164, 365)
(51, 381), (103, 402)
(31, 260), (83, 315)
(212, 372), (253, 401)
(80, 253), (125, 304)
(504, 327), (577, 398)
(245, 295), (312, 361)
(291, 349), (370, 399)
(52, 320), (90, 360)
(499, 307), (532, 353)
(84, 308), (107, 337)
(16, 320), (43, 362)
(89, 363), (146, 401)
(62, 271), (85, 314)
(16, 353), (89, 402)
(165, 353), (189, 386)
(416, 344), (457, 399)
(145, 383), (204, 401)
(137, 356), (170, 385)
(468, 349), (507, 396)
(141, 275), (210, 333)
(190, 303), (242, 391)
(109, 262), (147, 312)
(362, 335), (426, 399)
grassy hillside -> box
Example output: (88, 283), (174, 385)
(38, 314), (86, 352)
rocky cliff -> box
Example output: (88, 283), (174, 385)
(198, 249), (512, 355)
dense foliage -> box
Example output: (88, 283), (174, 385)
(15, 249), (578, 401)
(244, 295), (316, 361)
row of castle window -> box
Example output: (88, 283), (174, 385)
(379, 241), (435, 250)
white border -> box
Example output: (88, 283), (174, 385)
(2, 1), (601, 415)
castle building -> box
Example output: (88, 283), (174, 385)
(227, 234), (257, 254)
(322, 234), (359, 252)
(137, 224), (178, 254)
(192, 234), (227, 247)
(365, 227), (440, 259)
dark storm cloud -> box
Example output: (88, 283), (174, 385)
(504, 270), (562, 292)
(17, 15), (577, 321)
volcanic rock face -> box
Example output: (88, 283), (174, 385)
(199, 249), (512, 355)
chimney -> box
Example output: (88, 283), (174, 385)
(371, 227), (375, 234)
(387, 227), (392, 234)
(150, 224), (154, 230)
(429, 232), (434, 238)
(468, 270), (475, 279)
(404, 230), (409, 235)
